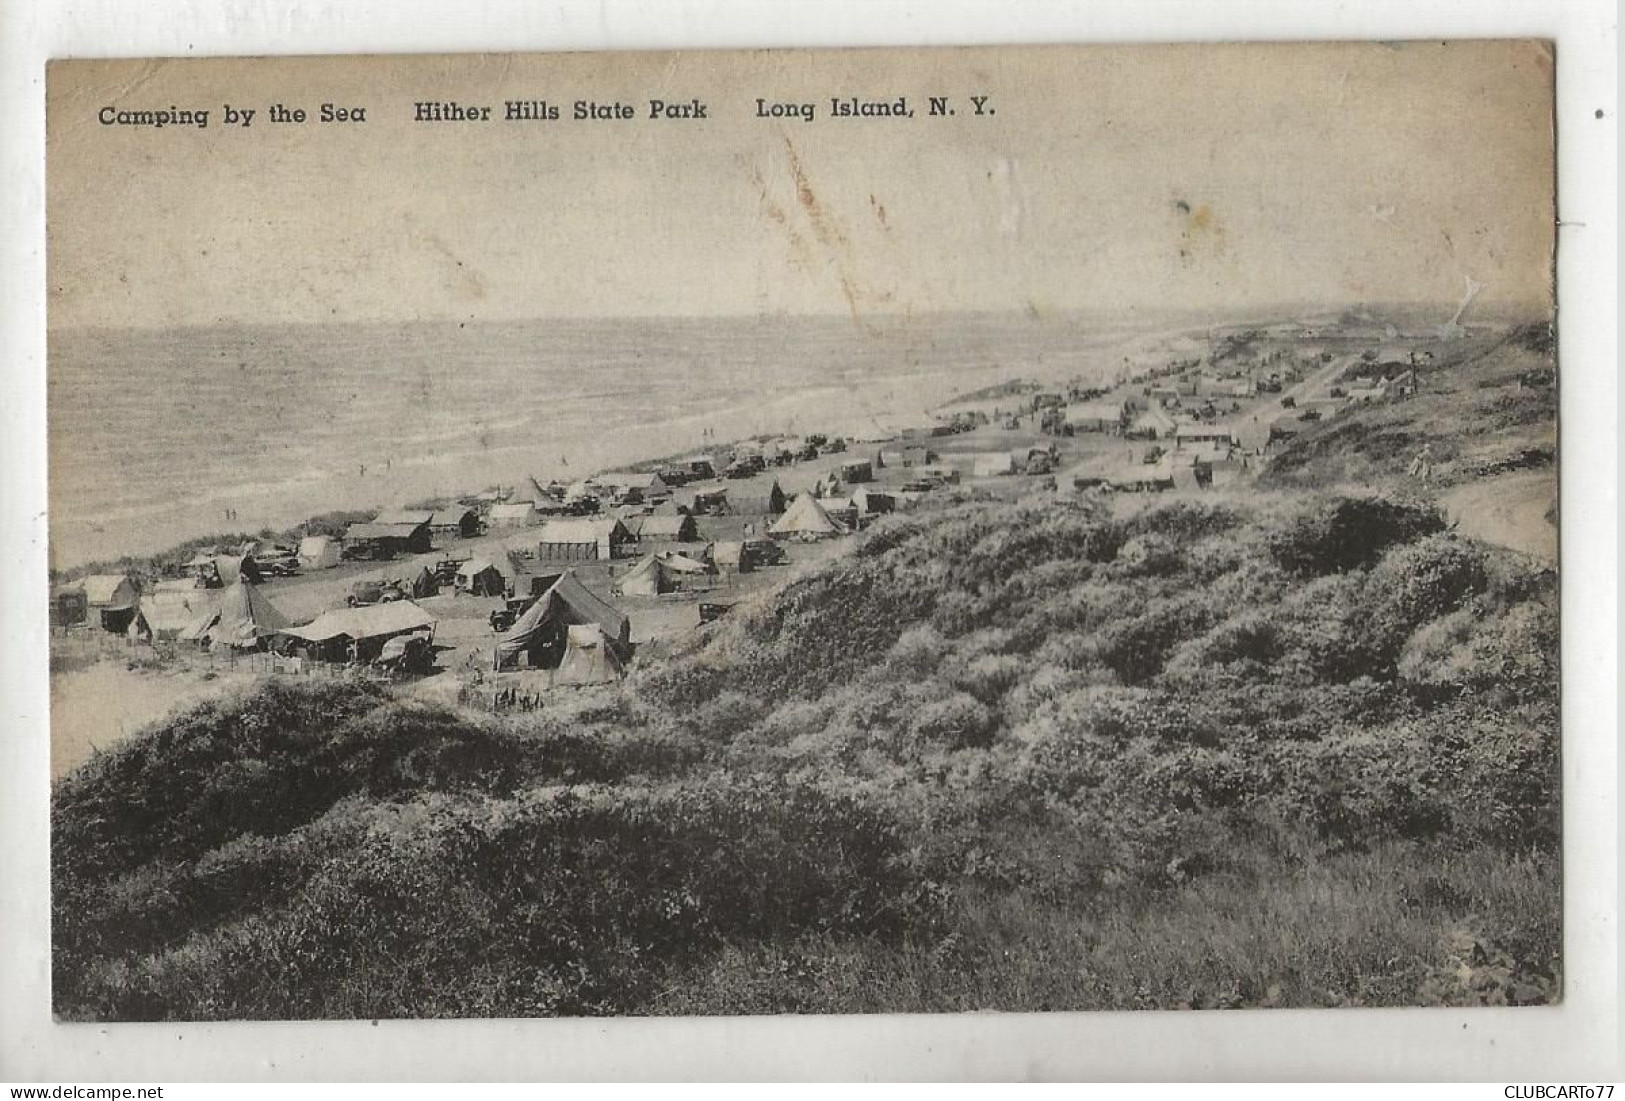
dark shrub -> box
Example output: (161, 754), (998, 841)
(1266, 494), (1446, 576)
(908, 691), (999, 750)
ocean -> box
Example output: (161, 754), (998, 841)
(47, 311), (1166, 569)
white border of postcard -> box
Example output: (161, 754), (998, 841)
(1, 0), (1616, 1083)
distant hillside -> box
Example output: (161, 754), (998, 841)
(54, 489), (1559, 1019)
(1260, 325), (1556, 490)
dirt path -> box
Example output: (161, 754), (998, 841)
(1441, 471), (1558, 563)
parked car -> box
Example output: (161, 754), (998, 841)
(348, 579), (406, 607)
(741, 538), (785, 567)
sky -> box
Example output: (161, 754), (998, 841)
(46, 40), (1556, 328)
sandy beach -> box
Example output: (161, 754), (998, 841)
(47, 311), (1182, 569)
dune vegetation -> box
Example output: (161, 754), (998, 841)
(53, 484), (1560, 1019)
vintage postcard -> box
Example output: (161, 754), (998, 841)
(45, 42), (1558, 1021)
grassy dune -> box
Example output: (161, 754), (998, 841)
(52, 482), (1560, 1019)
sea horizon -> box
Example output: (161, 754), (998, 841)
(47, 310), (1177, 570)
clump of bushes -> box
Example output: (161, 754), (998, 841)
(56, 777), (943, 1020)
(1266, 494), (1446, 576)
(54, 482), (1560, 1018)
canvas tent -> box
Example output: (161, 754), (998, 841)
(617, 554), (673, 597)
(345, 516), (432, 557)
(279, 600), (437, 663)
(408, 564), (439, 599)
(1102, 456), (1179, 493)
(769, 494), (848, 540)
(426, 507), (481, 539)
(1065, 401), (1126, 433)
(1173, 422), (1238, 453)
(712, 541), (752, 575)
(373, 509), (435, 529)
(133, 592), (211, 642)
(817, 496), (860, 529)
(81, 574), (140, 632)
(213, 553), (262, 586)
(729, 480), (787, 517)
(297, 535), (341, 570)
(599, 471), (671, 499)
(618, 551), (714, 597)
(493, 573), (630, 671)
(1128, 406), (1178, 440)
(534, 518), (631, 562)
(488, 500), (542, 529)
(456, 558), (507, 597)
(181, 581), (290, 649)
(852, 488), (897, 515)
(625, 513), (699, 543)
(553, 623), (627, 686)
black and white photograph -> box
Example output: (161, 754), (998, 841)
(41, 39), (1568, 1026)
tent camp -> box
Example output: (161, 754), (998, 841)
(407, 564), (439, 599)
(1127, 406), (1178, 440)
(487, 500), (541, 529)
(711, 541), (751, 575)
(617, 554), (673, 597)
(1103, 456), (1179, 493)
(456, 558), (508, 597)
(297, 535), (341, 570)
(345, 517), (432, 557)
(132, 590), (218, 642)
(1173, 422), (1238, 454)
(534, 518), (632, 562)
(279, 600), (437, 663)
(769, 494), (848, 540)
(625, 513), (699, 543)
(493, 573), (630, 671)
(817, 496), (860, 529)
(970, 452), (1018, 477)
(616, 551), (715, 597)
(214, 553), (262, 586)
(184, 552), (261, 587)
(81, 574), (140, 632)
(553, 623), (627, 686)
(427, 507), (481, 539)
(373, 509), (435, 530)
(180, 581), (290, 649)
(1065, 401), (1127, 433)
(852, 488), (897, 515)
(726, 480), (787, 516)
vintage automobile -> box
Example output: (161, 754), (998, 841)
(739, 538), (785, 568)
(348, 578), (407, 607)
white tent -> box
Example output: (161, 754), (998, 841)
(553, 623), (627, 686)
(181, 581), (290, 649)
(488, 501), (541, 528)
(297, 535), (341, 570)
(617, 555), (671, 597)
(769, 494), (848, 540)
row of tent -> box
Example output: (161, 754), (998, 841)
(122, 568), (638, 686)
(127, 579), (437, 654)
